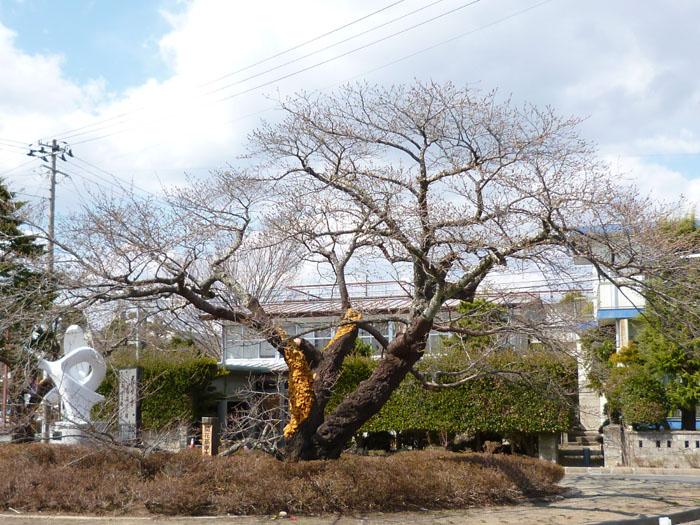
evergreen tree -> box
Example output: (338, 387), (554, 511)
(583, 215), (700, 430)
(633, 216), (700, 430)
(0, 178), (48, 367)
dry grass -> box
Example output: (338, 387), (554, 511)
(0, 444), (563, 516)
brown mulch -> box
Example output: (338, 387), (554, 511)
(0, 444), (564, 516)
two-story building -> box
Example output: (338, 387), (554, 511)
(213, 280), (561, 429)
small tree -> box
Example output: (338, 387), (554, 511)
(581, 216), (700, 430)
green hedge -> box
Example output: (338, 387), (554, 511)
(329, 351), (575, 434)
(98, 350), (227, 429)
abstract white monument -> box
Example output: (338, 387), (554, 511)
(38, 325), (106, 444)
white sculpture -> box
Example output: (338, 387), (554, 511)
(38, 325), (106, 444)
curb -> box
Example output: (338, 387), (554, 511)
(593, 506), (700, 525)
(565, 466), (700, 476)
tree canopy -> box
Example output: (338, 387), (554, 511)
(0, 179), (50, 367)
(47, 82), (678, 459)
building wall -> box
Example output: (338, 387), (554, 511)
(222, 317), (449, 361)
(604, 425), (700, 468)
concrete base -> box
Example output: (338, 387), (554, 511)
(49, 421), (91, 445)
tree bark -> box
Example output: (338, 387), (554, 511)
(681, 405), (697, 431)
(284, 316), (431, 461)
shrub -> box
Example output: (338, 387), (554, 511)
(97, 349), (227, 429)
(330, 351), (575, 435)
(606, 365), (670, 425)
(0, 444), (564, 515)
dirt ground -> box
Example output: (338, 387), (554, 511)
(0, 473), (699, 525)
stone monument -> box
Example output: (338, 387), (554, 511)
(118, 367), (141, 442)
(38, 325), (106, 444)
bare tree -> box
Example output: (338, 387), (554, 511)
(220, 374), (288, 458)
(50, 82), (672, 460)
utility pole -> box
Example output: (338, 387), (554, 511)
(47, 139), (57, 279)
(27, 139), (73, 443)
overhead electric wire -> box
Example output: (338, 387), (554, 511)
(0, 137), (27, 144)
(0, 140), (27, 151)
(13, 190), (47, 200)
(0, 146), (31, 157)
(53, 0), (409, 141)
(73, 156), (163, 198)
(199, 0), (409, 88)
(70, 0), (486, 147)
(202, 0), (454, 97)
(0, 159), (37, 178)
(341, 0), (554, 83)
(56, 0), (552, 171)
(69, 157), (164, 201)
(60, 0), (454, 142)
(28, 0), (555, 199)
(59, 0), (464, 143)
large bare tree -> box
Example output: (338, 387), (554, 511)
(52, 82), (671, 460)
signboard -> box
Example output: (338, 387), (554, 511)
(201, 416), (219, 456)
(118, 367), (141, 442)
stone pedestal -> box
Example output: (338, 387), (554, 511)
(538, 433), (558, 463)
(50, 421), (89, 445)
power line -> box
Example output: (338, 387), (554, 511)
(337, 0), (555, 86)
(617, 152), (700, 158)
(25, 0), (556, 204)
(52, 0), (410, 141)
(0, 137), (29, 146)
(71, 155), (163, 199)
(0, 146), (32, 157)
(60, 0), (453, 142)
(0, 140), (27, 151)
(65, 0), (551, 172)
(202, 0), (454, 98)
(201, 0), (409, 88)
(0, 159), (37, 178)
(71, 0), (485, 147)
(13, 190), (48, 200)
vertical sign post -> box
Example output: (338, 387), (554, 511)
(1, 363), (8, 429)
(201, 416), (219, 456)
(118, 367), (141, 442)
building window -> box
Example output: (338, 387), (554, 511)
(223, 324), (276, 360)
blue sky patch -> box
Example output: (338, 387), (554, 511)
(0, 0), (182, 92)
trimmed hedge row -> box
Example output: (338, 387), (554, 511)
(98, 350), (227, 429)
(329, 350), (576, 434)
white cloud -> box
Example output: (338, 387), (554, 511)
(1, 0), (699, 217)
(606, 155), (700, 212)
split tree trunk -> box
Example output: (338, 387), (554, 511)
(284, 317), (431, 461)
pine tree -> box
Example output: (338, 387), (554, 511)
(0, 178), (48, 367)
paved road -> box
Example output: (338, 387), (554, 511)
(0, 473), (698, 525)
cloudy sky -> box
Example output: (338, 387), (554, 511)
(0, 0), (698, 217)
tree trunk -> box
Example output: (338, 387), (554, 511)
(681, 406), (697, 431)
(283, 317), (431, 461)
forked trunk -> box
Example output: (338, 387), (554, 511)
(283, 317), (431, 461)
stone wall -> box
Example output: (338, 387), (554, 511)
(604, 425), (700, 468)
